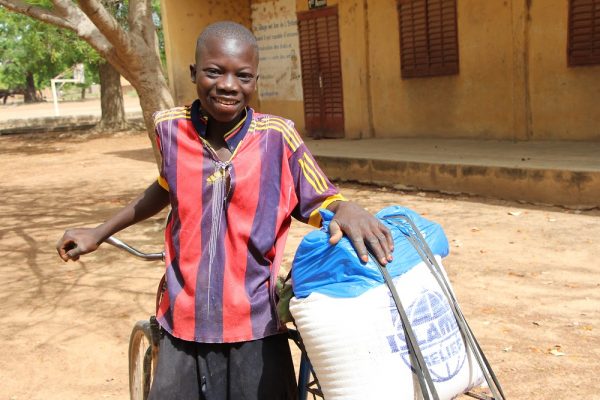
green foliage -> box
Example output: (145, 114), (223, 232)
(99, 0), (167, 71)
(0, 1), (166, 92)
(152, 0), (167, 71)
(0, 5), (99, 91)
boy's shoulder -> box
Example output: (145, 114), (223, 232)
(251, 111), (303, 152)
(153, 105), (191, 125)
(251, 111), (298, 131)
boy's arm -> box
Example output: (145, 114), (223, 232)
(280, 120), (393, 265)
(326, 200), (394, 266)
(56, 181), (170, 262)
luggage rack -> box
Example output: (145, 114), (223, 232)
(377, 214), (506, 400)
(288, 328), (324, 399)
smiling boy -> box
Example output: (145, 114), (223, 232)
(57, 21), (393, 399)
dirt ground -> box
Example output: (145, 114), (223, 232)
(0, 127), (599, 400)
(0, 96), (142, 122)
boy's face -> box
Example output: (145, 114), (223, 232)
(190, 36), (258, 123)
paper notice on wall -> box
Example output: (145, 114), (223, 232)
(251, 0), (303, 101)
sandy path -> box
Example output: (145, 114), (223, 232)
(0, 130), (598, 399)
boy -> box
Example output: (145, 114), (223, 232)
(57, 21), (393, 400)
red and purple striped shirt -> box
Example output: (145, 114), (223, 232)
(153, 100), (344, 343)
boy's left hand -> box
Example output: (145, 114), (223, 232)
(327, 201), (394, 265)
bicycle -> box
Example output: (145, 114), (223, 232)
(103, 235), (322, 400)
(106, 216), (504, 400)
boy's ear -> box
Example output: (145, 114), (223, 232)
(190, 64), (197, 83)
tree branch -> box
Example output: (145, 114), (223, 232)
(128, 0), (160, 61)
(0, 0), (153, 95)
(0, 0), (75, 30)
(76, 0), (132, 53)
(0, 0), (119, 68)
(41, 0), (124, 69)
(128, 0), (151, 36)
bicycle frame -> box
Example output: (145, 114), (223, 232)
(104, 236), (164, 261)
(104, 235), (320, 400)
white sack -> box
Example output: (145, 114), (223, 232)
(289, 259), (484, 400)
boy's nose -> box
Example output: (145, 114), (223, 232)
(217, 74), (237, 92)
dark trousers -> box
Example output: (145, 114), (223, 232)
(148, 331), (298, 400)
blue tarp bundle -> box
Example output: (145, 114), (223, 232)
(292, 206), (449, 299)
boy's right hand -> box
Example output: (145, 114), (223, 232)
(56, 181), (170, 263)
(56, 227), (102, 262)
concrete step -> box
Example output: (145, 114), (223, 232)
(306, 138), (600, 209)
(0, 112), (144, 135)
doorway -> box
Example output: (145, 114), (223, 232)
(297, 6), (345, 138)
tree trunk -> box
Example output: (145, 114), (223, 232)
(24, 71), (38, 103)
(130, 65), (175, 169)
(96, 60), (128, 131)
(0, 0), (176, 167)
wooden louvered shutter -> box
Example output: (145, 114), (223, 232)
(398, 0), (459, 78)
(568, 0), (600, 66)
(298, 6), (345, 138)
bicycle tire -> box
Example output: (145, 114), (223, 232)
(128, 320), (158, 400)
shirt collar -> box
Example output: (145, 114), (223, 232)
(190, 99), (254, 153)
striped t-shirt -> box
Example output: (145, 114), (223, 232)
(153, 100), (344, 343)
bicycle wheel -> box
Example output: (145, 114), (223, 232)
(128, 319), (158, 400)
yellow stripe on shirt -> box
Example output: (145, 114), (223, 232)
(302, 153), (328, 193)
(154, 107), (190, 122)
(307, 193), (347, 227)
(154, 111), (190, 125)
(268, 117), (302, 150)
(299, 158), (325, 195)
(223, 109), (247, 139)
(154, 107), (187, 117)
(254, 118), (300, 152)
(259, 120), (296, 151)
(299, 152), (327, 193)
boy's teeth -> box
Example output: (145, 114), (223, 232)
(216, 98), (236, 105)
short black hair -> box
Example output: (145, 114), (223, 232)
(196, 21), (259, 61)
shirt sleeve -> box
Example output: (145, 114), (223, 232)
(153, 111), (170, 192)
(289, 140), (346, 227)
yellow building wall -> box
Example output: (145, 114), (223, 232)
(253, 0), (371, 138)
(159, 0), (599, 141)
(528, 1), (600, 140)
(294, 0), (371, 139)
(337, 0), (372, 139)
(160, 0), (371, 138)
(367, 0), (518, 139)
(366, 0), (600, 141)
(251, 0), (305, 132)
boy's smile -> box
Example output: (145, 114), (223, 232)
(191, 35), (258, 127)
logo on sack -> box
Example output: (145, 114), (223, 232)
(386, 290), (466, 382)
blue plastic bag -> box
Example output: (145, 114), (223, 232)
(291, 206), (449, 299)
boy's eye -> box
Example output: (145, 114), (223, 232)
(204, 68), (220, 77)
(238, 73), (254, 83)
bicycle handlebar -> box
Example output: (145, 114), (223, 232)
(104, 236), (165, 262)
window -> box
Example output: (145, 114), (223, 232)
(397, 0), (459, 78)
(568, 0), (600, 66)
